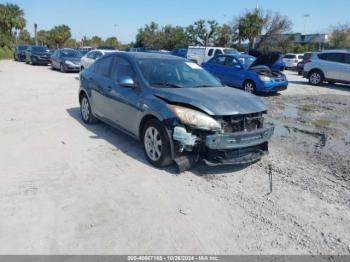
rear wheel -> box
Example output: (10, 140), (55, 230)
(308, 70), (324, 85)
(142, 119), (172, 167)
(80, 94), (98, 124)
(243, 80), (256, 94)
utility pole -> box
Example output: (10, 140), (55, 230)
(34, 23), (38, 45)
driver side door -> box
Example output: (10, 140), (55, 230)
(224, 56), (245, 87)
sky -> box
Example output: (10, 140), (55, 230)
(2, 0), (350, 43)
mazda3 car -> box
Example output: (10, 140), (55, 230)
(51, 48), (82, 72)
(79, 52), (274, 171)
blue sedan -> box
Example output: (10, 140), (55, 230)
(202, 54), (288, 94)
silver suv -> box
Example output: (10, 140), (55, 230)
(303, 50), (350, 85)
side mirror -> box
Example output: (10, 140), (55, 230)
(118, 76), (136, 88)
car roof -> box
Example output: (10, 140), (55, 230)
(224, 54), (254, 59)
(120, 51), (184, 60)
(321, 49), (350, 53)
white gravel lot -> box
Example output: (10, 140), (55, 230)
(0, 60), (349, 254)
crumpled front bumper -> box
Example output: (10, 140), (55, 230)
(205, 123), (274, 150)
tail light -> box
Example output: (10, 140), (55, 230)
(304, 59), (311, 64)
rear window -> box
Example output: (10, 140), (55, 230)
(284, 54), (296, 59)
(298, 55), (304, 59)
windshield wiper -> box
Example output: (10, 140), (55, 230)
(150, 82), (183, 88)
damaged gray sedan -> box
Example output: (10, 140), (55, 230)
(79, 52), (274, 171)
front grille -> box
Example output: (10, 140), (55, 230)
(218, 113), (264, 133)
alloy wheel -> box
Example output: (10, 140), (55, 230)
(144, 126), (162, 161)
(244, 81), (255, 93)
(310, 72), (321, 85)
(81, 97), (90, 122)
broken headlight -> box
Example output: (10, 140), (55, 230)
(168, 104), (221, 131)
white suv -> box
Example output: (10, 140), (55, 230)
(283, 53), (304, 69)
(303, 50), (350, 85)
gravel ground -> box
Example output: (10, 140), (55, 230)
(0, 60), (349, 254)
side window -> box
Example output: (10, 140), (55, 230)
(94, 56), (114, 77)
(87, 51), (95, 59)
(226, 57), (241, 68)
(326, 53), (344, 63)
(344, 54), (350, 64)
(111, 57), (135, 82)
(212, 56), (226, 65)
(318, 53), (328, 60)
(95, 52), (103, 60)
(214, 49), (223, 56)
(208, 49), (214, 56)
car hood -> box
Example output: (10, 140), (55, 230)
(249, 52), (282, 68)
(153, 86), (267, 116)
(63, 57), (81, 62)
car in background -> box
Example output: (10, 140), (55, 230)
(50, 48), (82, 72)
(96, 46), (116, 50)
(297, 52), (313, 75)
(187, 46), (238, 65)
(79, 52), (274, 171)
(202, 54), (288, 94)
(25, 45), (51, 65)
(80, 49), (116, 70)
(77, 46), (94, 56)
(303, 50), (350, 85)
(283, 53), (304, 69)
(171, 48), (187, 58)
(13, 44), (29, 62)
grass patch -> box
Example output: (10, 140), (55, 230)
(0, 46), (13, 60)
(311, 119), (331, 128)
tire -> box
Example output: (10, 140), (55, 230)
(298, 71), (302, 76)
(142, 119), (172, 167)
(243, 80), (256, 94)
(308, 70), (324, 86)
(60, 64), (66, 73)
(80, 94), (98, 124)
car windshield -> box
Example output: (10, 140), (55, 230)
(32, 46), (47, 52)
(284, 54), (296, 59)
(237, 56), (256, 69)
(18, 45), (28, 50)
(224, 48), (238, 54)
(137, 58), (223, 88)
(61, 50), (80, 58)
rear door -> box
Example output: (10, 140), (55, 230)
(104, 56), (140, 135)
(89, 56), (114, 119)
(341, 53), (350, 82)
(318, 53), (343, 80)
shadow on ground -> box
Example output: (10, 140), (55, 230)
(67, 107), (255, 177)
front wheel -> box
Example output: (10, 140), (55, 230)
(80, 95), (98, 124)
(143, 119), (172, 167)
(243, 80), (256, 94)
(60, 64), (66, 73)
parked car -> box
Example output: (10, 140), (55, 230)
(81, 49), (116, 70)
(303, 50), (350, 85)
(171, 48), (187, 58)
(187, 46), (238, 65)
(79, 52), (274, 171)
(283, 53), (304, 69)
(13, 44), (29, 62)
(96, 46), (116, 50)
(77, 46), (94, 56)
(50, 48), (82, 72)
(25, 45), (51, 65)
(202, 54), (288, 94)
(297, 52), (313, 75)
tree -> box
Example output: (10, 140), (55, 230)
(47, 25), (71, 48)
(90, 36), (103, 47)
(0, 3), (26, 36)
(186, 20), (220, 46)
(135, 21), (160, 48)
(37, 30), (48, 45)
(63, 38), (77, 48)
(329, 23), (350, 48)
(104, 36), (120, 48)
(18, 29), (31, 44)
(214, 24), (232, 47)
(232, 9), (265, 50)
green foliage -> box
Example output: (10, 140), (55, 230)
(90, 36), (103, 47)
(47, 25), (71, 48)
(0, 3), (26, 35)
(329, 23), (350, 48)
(104, 36), (119, 48)
(0, 31), (12, 47)
(0, 46), (13, 59)
(63, 38), (77, 48)
(37, 30), (48, 45)
(186, 20), (220, 46)
(18, 29), (31, 44)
